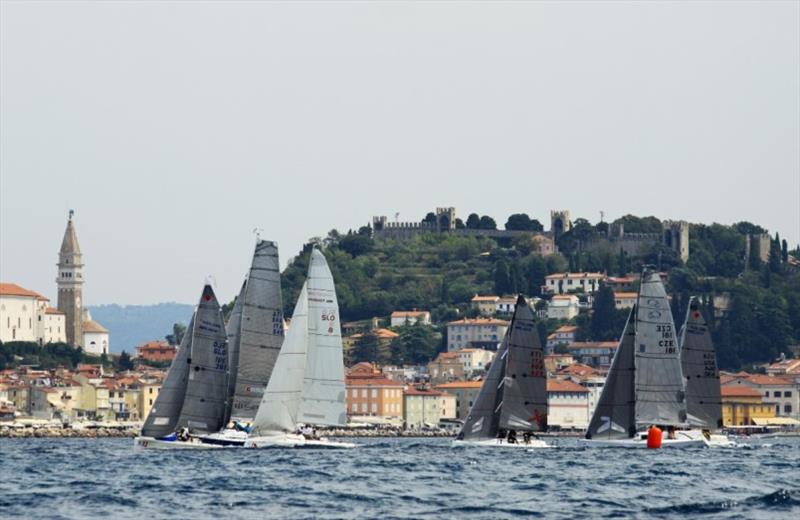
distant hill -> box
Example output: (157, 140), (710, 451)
(87, 303), (194, 353)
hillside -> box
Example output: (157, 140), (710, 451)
(277, 213), (799, 371)
(87, 303), (193, 353)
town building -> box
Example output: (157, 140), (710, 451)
(605, 275), (637, 293)
(456, 348), (495, 375)
(530, 234), (556, 256)
(565, 342), (618, 368)
(82, 310), (109, 356)
(543, 272), (605, 295)
(434, 380), (483, 420)
(390, 310), (431, 327)
(765, 357), (800, 377)
(1, 283), (49, 343)
(613, 292), (637, 310)
(446, 317), (509, 352)
(547, 379), (590, 430)
(470, 295), (500, 316)
(43, 307), (66, 344)
(546, 295), (580, 320)
(403, 387), (446, 429)
(546, 325), (578, 354)
(345, 363), (404, 418)
(135, 340), (177, 363)
(544, 354), (575, 374)
(57, 212), (84, 347)
(725, 374), (798, 419)
(721, 385), (776, 426)
(427, 352), (465, 385)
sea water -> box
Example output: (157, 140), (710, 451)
(1, 437), (798, 519)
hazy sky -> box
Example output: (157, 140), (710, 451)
(1, 1), (798, 305)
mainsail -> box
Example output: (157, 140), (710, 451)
(498, 296), (547, 431)
(585, 307), (636, 440)
(634, 270), (687, 427)
(141, 315), (193, 438)
(251, 283), (310, 435)
(228, 240), (284, 421)
(175, 284), (229, 434)
(679, 298), (723, 429)
(224, 280), (246, 424)
(297, 249), (347, 426)
(458, 336), (508, 440)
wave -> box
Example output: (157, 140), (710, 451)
(645, 488), (800, 516)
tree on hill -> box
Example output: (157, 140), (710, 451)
(505, 213), (544, 231)
(422, 212), (437, 224)
(339, 232), (374, 258)
(494, 259), (511, 295)
(478, 215), (497, 230)
(782, 239), (789, 263)
(391, 323), (439, 365)
(117, 350), (134, 371)
(352, 331), (383, 364)
(613, 215), (663, 234)
(455, 218), (465, 229)
(166, 323), (186, 346)
(466, 213), (480, 229)
(769, 234), (782, 273)
(589, 284), (626, 341)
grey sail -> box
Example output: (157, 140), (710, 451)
(141, 315), (193, 438)
(251, 283), (309, 435)
(499, 296), (547, 431)
(679, 297), (723, 429)
(458, 335), (509, 440)
(297, 249), (347, 427)
(223, 280), (246, 424)
(176, 284), (229, 434)
(229, 240), (284, 421)
(586, 307), (636, 440)
(634, 270), (687, 427)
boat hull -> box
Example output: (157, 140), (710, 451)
(244, 433), (355, 449)
(579, 434), (706, 449)
(133, 436), (222, 450)
(452, 438), (551, 448)
(195, 429), (249, 447)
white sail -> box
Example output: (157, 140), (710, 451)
(250, 283), (309, 435)
(297, 249), (347, 427)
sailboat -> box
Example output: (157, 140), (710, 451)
(135, 284), (229, 449)
(244, 248), (355, 449)
(452, 295), (550, 448)
(195, 240), (285, 447)
(580, 269), (705, 448)
(679, 297), (733, 447)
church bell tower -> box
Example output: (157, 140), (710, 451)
(57, 210), (84, 347)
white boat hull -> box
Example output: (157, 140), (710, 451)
(244, 432), (356, 449)
(452, 438), (551, 448)
(195, 429), (249, 447)
(133, 436), (222, 450)
(579, 430), (707, 449)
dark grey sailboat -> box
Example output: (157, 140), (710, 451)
(679, 297), (723, 430)
(136, 284), (229, 449)
(455, 295), (549, 447)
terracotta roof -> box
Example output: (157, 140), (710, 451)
(471, 295), (499, 302)
(548, 380), (589, 393)
(545, 272), (604, 280)
(558, 363), (597, 376)
(391, 311), (430, 318)
(551, 294), (579, 301)
(434, 352), (460, 360)
(404, 388), (444, 396)
(0, 283), (47, 299)
(45, 307), (65, 315)
(136, 340), (172, 351)
(742, 374), (793, 386)
(614, 292), (638, 299)
(721, 385), (763, 398)
(447, 318), (509, 326)
(554, 326), (578, 333)
(349, 328), (399, 340)
(82, 320), (108, 333)
(435, 381), (484, 389)
(345, 377), (403, 387)
(567, 342), (618, 349)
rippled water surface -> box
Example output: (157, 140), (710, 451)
(1, 437), (799, 519)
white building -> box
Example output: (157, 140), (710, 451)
(82, 310), (109, 356)
(546, 325), (578, 353)
(547, 295), (580, 320)
(544, 272), (605, 295)
(446, 317), (509, 352)
(456, 348), (495, 374)
(547, 379), (590, 430)
(470, 295), (500, 316)
(614, 292), (637, 310)
(727, 374), (799, 420)
(0, 283), (66, 344)
(566, 341), (618, 368)
(390, 310), (431, 327)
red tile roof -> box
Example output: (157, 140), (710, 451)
(742, 374), (793, 386)
(435, 381), (484, 389)
(404, 388), (444, 396)
(45, 307), (65, 315)
(547, 380), (588, 393)
(447, 318), (509, 326)
(345, 377), (403, 387)
(0, 283), (47, 300)
(721, 385), (763, 398)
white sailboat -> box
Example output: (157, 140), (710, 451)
(580, 269), (705, 448)
(244, 248), (355, 449)
(135, 284), (229, 449)
(452, 295), (550, 448)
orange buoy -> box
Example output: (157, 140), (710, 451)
(647, 426), (663, 449)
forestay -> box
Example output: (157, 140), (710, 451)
(176, 285), (229, 434)
(499, 296), (547, 431)
(229, 240), (284, 421)
(297, 249), (347, 427)
(680, 298), (723, 429)
(141, 315), (193, 438)
(251, 283), (309, 435)
(634, 271), (687, 427)
(586, 308), (636, 440)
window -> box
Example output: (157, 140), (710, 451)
(785, 404), (792, 414)
(371, 389), (377, 398)
(371, 403), (377, 413)
(785, 391), (792, 398)
(774, 391), (781, 397)
(361, 389), (367, 398)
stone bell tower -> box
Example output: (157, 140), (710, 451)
(57, 210), (84, 347)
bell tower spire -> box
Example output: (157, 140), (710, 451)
(57, 210), (84, 347)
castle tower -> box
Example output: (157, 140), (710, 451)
(550, 210), (572, 237)
(662, 220), (690, 263)
(57, 211), (84, 347)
